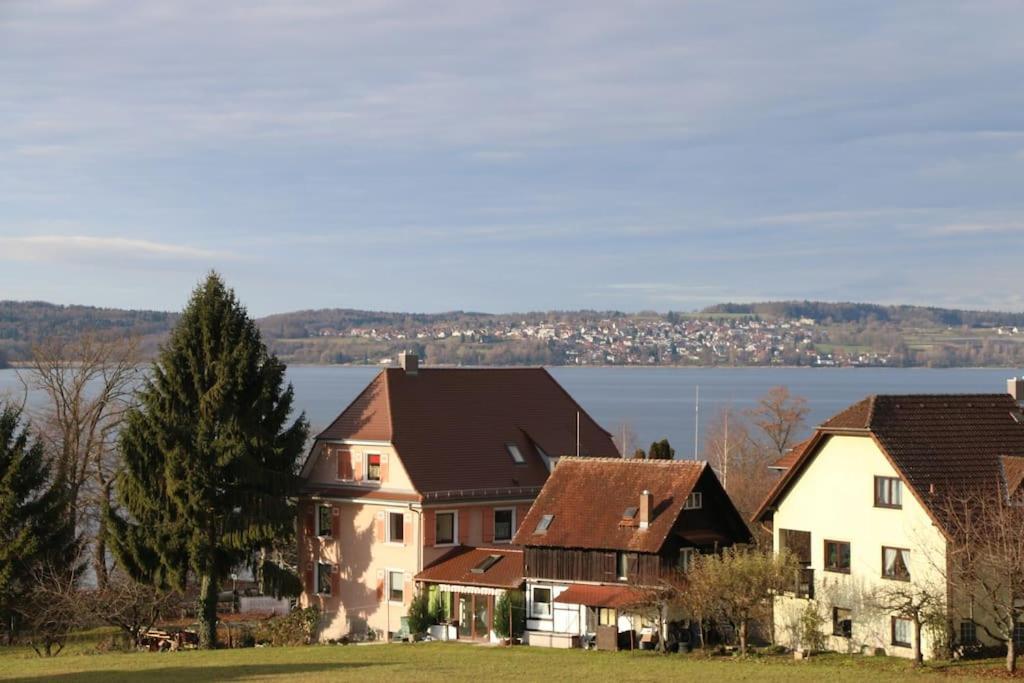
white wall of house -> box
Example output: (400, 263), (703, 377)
(772, 434), (950, 659)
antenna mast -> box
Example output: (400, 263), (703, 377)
(576, 411), (580, 458)
(694, 385), (700, 460)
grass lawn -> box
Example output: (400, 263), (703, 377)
(0, 642), (1014, 682)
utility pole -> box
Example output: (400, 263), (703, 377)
(576, 411), (580, 457)
(723, 408), (729, 489)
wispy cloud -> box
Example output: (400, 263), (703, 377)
(0, 235), (229, 263)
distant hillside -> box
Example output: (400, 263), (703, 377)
(2, 299), (1023, 368)
(703, 301), (1024, 328)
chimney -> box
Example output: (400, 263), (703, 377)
(399, 351), (419, 375)
(639, 490), (652, 529)
(1008, 377), (1024, 403)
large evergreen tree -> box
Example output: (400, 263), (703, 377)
(0, 403), (75, 645)
(108, 273), (308, 648)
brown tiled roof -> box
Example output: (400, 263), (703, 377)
(314, 368), (618, 496)
(415, 546), (523, 589)
(755, 394), (1024, 533)
(552, 583), (646, 609)
(512, 457), (705, 553)
(769, 438), (813, 471)
(1002, 456), (1024, 498)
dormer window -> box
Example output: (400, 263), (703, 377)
(684, 492), (703, 510)
(535, 513), (554, 534)
(506, 443), (525, 464)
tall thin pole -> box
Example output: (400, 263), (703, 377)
(694, 385), (700, 460)
(576, 411), (580, 458)
(723, 408), (729, 488)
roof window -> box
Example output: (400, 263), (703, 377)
(535, 514), (554, 534)
(471, 555), (502, 574)
(506, 443), (525, 464)
(622, 506), (637, 520)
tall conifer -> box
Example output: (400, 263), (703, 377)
(0, 403), (75, 644)
(108, 273), (308, 648)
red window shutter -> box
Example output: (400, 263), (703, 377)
(304, 505), (315, 538)
(337, 448), (353, 480)
(482, 508), (494, 543)
(458, 509), (470, 545)
(380, 453), (390, 483)
(403, 513), (412, 547)
(374, 511), (385, 542)
(403, 575), (413, 607)
(424, 510), (435, 546)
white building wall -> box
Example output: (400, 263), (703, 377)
(771, 434), (949, 659)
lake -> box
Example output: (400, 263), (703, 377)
(2, 366), (1022, 458)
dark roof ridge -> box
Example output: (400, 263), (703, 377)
(558, 456), (706, 467)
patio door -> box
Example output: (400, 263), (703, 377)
(458, 594), (493, 640)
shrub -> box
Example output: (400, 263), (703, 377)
(798, 602), (826, 653)
(493, 591), (525, 640)
(405, 590), (435, 636)
(253, 606), (320, 646)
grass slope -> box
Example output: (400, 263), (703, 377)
(0, 642), (1008, 682)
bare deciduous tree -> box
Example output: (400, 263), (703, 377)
(746, 386), (808, 458)
(867, 582), (946, 665)
(939, 489), (1024, 674)
(19, 335), (140, 587)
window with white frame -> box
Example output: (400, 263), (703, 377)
(388, 570), (404, 603)
(684, 491), (703, 510)
(435, 511), (456, 545)
(316, 562), (332, 596)
(494, 508), (514, 542)
(366, 453), (382, 481)
(679, 547), (696, 572)
(316, 504), (332, 537)
(531, 587), (552, 618)
(388, 512), (404, 543)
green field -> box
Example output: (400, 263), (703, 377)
(0, 642), (1011, 682)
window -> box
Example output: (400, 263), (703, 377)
(679, 547), (696, 573)
(316, 562), (332, 596)
(494, 508), (514, 542)
(1015, 621), (1024, 650)
(388, 512), (404, 543)
(616, 552), (629, 580)
(471, 554), (502, 574)
(779, 529), (812, 566)
(534, 514), (554, 534)
(435, 511), (456, 545)
(316, 505), (332, 537)
(960, 620), (977, 645)
(875, 476), (902, 508)
(598, 608), (616, 626)
(506, 443), (525, 464)
(532, 587), (552, 618)
(824, 540), (851, 573)
(832, 607), (852, 638)
(388, 570), (404, 603)
(684, 491), (703, 510)
(892, 617), (912, 647)
(367, 453), (381, 481)
(882, 546), (911, 581)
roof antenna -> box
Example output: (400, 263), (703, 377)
(576, 411), (580, 458)
(694, 385), (700, 460)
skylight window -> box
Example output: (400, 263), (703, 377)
(471, 555), (502, 574)
(535, 514), (554, 534)
(622, 506), (638, 520)
(506, 443), (525, 464)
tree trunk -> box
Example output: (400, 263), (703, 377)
(197, 573), (218, 649)
(912, 618), (923, 666)
(739, 619), (748, 655)
(1007, 633), (1017, 674)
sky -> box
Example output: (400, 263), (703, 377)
(2, 1), (1024, 317)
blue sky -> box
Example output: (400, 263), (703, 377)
(2, 1), (1023, 316)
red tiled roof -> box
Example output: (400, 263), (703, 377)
(1001, 455), (1024, 498)
(552, 584), (646, 609)
(314, 368), (618, 496)
(513, 457), (706, 553)
(415, 546), (524, 589)
(755, 394), (1024, 533)
(769, 438), (813, 471)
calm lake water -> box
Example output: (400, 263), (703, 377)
(2, 366), (1022, 458)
